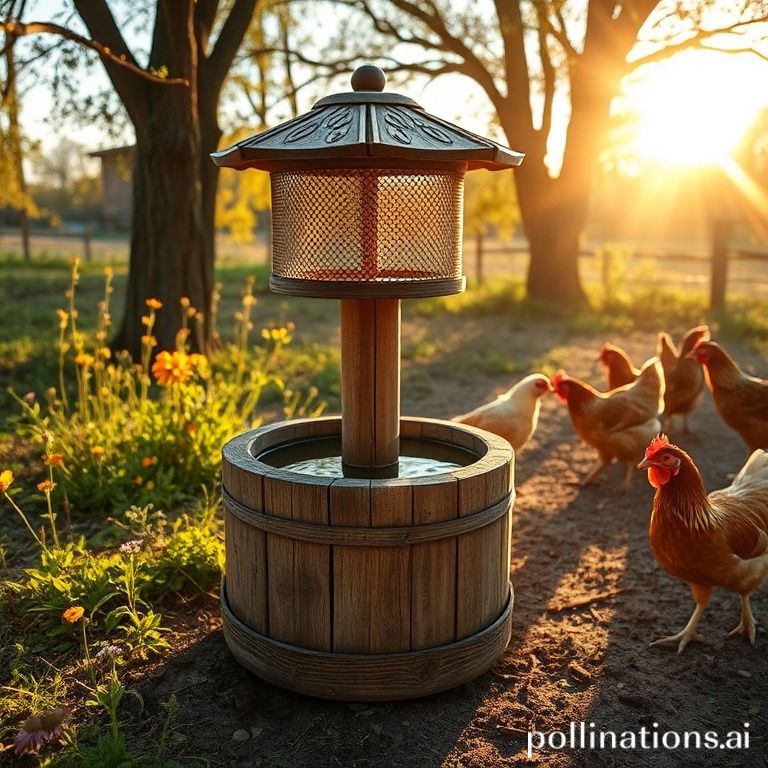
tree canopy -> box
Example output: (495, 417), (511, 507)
(304, 0), (768, 305)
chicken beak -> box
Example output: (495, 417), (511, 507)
(637, 458), (653, 470)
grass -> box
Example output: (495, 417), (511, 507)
(1, 250), (766, 764)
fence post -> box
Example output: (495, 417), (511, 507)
(709, 220), (730, 310)
(475, 231), (484, 287)
(83, 225), (92, 263)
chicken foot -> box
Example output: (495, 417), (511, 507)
(651, 585), (712, 654)
(726, 594), (757, 645)
(580, 458), (609, 486)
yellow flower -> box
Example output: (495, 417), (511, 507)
(63, 606), (84, 624)
(45, 454), (64, 466)
(0, 469), (14, 493)
(99, 347), (111, 359)
(145, 298), (163, 310)
(151, 350), (195, 386)
(141, 457), (158, 468)
(180, 296), (190, 308)
(57, 309), (69, 329)
(145, 481), (156, 491)
(141, 315), (152, 327)
(75, 353), (94, 367)
(91, 447), (106, 458)
(142, 335), (158, 347)
(134, 476), (144, 486)
(189, 353), (209, 376)
(36, 480), (57, 493)
(242, 294), (257, 308)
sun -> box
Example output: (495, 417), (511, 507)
(620, 50), (767, 167)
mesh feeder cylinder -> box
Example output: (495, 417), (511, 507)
(212, 64), (523, 474)
(214, 66), (525, 702)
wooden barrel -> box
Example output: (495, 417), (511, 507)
(222, 416), (514, 701)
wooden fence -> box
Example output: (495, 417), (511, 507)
(473, 224), (768, 309)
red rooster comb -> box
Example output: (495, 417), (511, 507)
(645, 433), (670, 459)
(551, 371), (569, 402)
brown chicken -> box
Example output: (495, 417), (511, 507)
(692, 340), (768, 453)
(599, 343), (640, 390)
(656, 325), (710, 433)
(454, 374), (553, 452)
(552, 358), (665, 491)
(638, 434), (768, 653)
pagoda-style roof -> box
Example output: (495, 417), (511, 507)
(211, 65), (524, 172)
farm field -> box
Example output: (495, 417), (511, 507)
(2, 256), (767, 767)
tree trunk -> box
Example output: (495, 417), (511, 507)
(511, 146), (589, 307)
(111, 4), (208, 359)
(112, 119), (209, 359)
(5, 30), (32, 262)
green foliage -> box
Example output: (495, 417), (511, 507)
(463, 171), (519, 239)
(412, 276), (526, 318)
(3, 502), (223, 655)
(9, 262), (325, 514)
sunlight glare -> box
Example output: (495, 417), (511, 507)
(624, 51), (766, 167)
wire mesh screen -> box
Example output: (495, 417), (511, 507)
(270, 168), (464, 285)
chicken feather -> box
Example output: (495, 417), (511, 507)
(692, 340), (768, 453)
(656, 325), (709, 433)
(639, 435), (768, 653)
(453, 373), (553, 452)
(553, 358), (665, 491)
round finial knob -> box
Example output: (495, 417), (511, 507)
(351, 65), (386, 92)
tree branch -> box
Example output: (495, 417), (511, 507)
(491, 0), (535, 147)
(629, 17), (768, 70)
(348, 0), (506, 118)
(206, 0), (259, 100)
(0, 19), (189, 84)
(534, 5), (556, 145)
(194, 0), (219, 56)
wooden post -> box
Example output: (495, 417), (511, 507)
(710, 220), (729, 310)
(475, 231), (484, 287)
(340, 298), (400, 475)
(83, 226), (93, 264)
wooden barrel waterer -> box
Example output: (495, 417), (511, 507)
(212, 65), (525, 700)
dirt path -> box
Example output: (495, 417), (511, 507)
(128, 321), (767, 768)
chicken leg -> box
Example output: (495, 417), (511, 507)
(727, 594), (757, 645)
(650, 584), (712, 654)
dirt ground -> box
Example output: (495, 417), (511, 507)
(121, 311), (768, 768)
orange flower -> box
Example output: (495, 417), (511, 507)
(45, 454), (64, 466)
(91, 446), (106, 458)
(185, 422), (199, 434)
(141, 457), (157, 468)
(145, 298), (163, 310)
(0, 469), (14, 493)
(36, 480), (57, 493)
(63, 606), (84, 624)
(151, 350), (195, 386)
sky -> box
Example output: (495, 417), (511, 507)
(11, 1), (768, 178)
